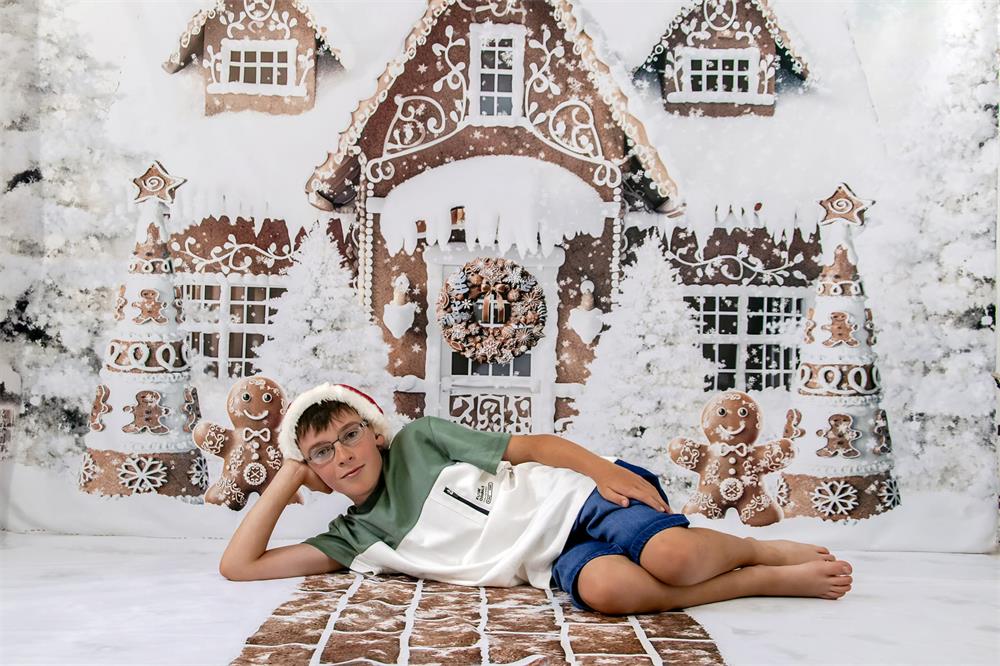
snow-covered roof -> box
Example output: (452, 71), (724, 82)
(378, 155), (612, 256)
(74, 1), (426, 236)
(305, 0), (681, 214)
(591, 0), (884, 242)
(73, 1), (882, 243)
(636, 0), (810, 78)
(162, 0), (345, 74)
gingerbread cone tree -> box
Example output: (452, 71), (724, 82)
(777, 184), (900, 522)
(78, 162), (207, 501)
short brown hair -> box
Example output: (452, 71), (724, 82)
(294, 400), (359, 446)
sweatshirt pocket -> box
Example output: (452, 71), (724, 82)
(443, 486), (490, 516)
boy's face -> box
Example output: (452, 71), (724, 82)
(297, 410), (385, 506)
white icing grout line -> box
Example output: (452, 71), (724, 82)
(309, 573), (365, 666)
(396, 577), (423, 666)
(547, 587), (578, 666)
(628, 614), (664, 666)
(478, 586), (490, 666)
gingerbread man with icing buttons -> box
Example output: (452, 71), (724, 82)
(192, 377), (296, 510)
(132, 288), (168, 325)
(669, 391), (795, 526)
(821, 312), (859, 347)
(122, 390), (170, 434)
(815, 413), (861, 459)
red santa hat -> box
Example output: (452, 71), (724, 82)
(278, 383), (393, 461)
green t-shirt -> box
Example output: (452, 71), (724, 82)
(305, 415), (598, 589)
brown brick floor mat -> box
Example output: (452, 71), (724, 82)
(230, 572), (726, 665)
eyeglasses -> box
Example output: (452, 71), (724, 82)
(303, 420), (369, 467)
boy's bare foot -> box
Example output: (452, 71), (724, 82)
(757, 559), (853, 599)
(748, 538), (835, 566)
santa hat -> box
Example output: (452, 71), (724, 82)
(278, 383), (394, 461)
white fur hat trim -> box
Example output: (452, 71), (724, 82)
(278, 383), (392, 461)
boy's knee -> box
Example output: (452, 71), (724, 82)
(641, 529), (700, 586)
(577, 562), (630, 615)
(578, 576), (627, 615)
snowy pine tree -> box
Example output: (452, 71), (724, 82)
(861, 0), (997, 497)
(569, 235), (716, 496)
(0, 0), (135, 467)
(254, 222), (401, 425)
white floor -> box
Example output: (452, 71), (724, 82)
(0, 533), (997, 666)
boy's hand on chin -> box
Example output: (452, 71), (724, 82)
(594, 461), (671, 513)
(285, 459), (334, 494)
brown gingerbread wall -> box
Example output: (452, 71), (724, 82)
(554, 220), (617, 384)
(655, 2), (777, 117)
(663, 227), (822, 287)
(169, 215), (295, 276)
(358, 2), (629, 200)
(372, 228), (430, 380)
(200, 0), (320, 116)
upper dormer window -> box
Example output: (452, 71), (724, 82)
(469, 24), (526, 124)
(208, 38), (306, 97)
(667, 47), (773, 106)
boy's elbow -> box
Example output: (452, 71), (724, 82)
(503, 434), (535, 466)
(219, 558), (253, 581)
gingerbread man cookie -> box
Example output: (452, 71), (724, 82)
(113, 286), (127, 321)
(803, 308), (816, 344)
(122, 390), (170, 434)
(132, 288), (167, 325)
(668, 392), (795, 526)
(192, 377), (295, 510)
(181, 387), (200, 433)
(821, 312), (859, 347)
(173, 286), (185, 325)
(815, 413), (861, 458)
(872, 409), (892, 455)
(863, 308), (877, 345)
(783, 409), (805, 440)
(89, 385), (112, 432)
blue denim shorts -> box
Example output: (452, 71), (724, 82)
(550, 459), (690, 612)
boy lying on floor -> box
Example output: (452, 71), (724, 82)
(219, 383), (852, 614)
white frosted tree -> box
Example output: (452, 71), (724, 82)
(255, 223), (402, 426)
(859, 0), (997, 497)
(569, 235), (716, 495)
(0, 0), (135, 467)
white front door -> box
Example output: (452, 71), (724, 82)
(424, 244), (564, 434)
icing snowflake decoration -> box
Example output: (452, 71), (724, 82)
(810, 480), (858, 517)
(877, 477), (901, 511)
(774, 476), (789, 506)
(188, 456), (209, 489)
(79, 451), (99, 486)
(117, 455), (169, 494)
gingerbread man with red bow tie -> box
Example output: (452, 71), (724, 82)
(192, 376), (297, 510)
(668, 391), (795, 526)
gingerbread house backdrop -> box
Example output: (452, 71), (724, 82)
(0, 0), (995, 547)
(159, 0), (837, 436)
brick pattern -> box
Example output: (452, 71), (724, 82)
(231, 572), (726, 665)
